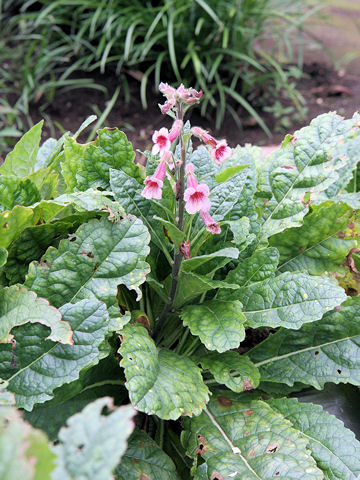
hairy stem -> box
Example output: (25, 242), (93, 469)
(154, 104), (186, 339)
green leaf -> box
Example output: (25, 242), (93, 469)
(35, 137), (58, 170)
(0, 248), (7, 268)
(270, 202), (358, 275)
(173, 271), (239, 308)
(0, 206), (37, 249)
(0, 286), (72, 344)
(0, 176), (40, 211)
(215, 164), (249, 183)
(119, 323), (209, 420)
(182, 394), (323, 480)
(197, 351), (260, 392)
(226, 247), (280, 286)
(25, 215), (150, 306)
(0, 299), (109, 410)
(62, 128), (140, 191)
(115, 428), (179, 480)
(269, 397), (360, 480)
(223, 216), (256, 247)
(223, 272), (346, 329)
(153, 215), (184, 250)
(0, 397), (56, 480)
(181, 247), (239, 272)
(54, 189), (125, 217)
(52, 397), (135, 480)
(257, 112), (359, 238)
(248, 296), (360, 389)
(26, 168), (59, 200)
(0, 121), (43, 177)
(24, 355), (128, 441)
(181, 300), (246, 352)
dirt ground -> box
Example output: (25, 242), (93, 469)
(31, 1), (360, 156)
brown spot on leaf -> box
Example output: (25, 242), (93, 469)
(195, 434), (207, 455)
(248, 450), (256, 457)
(336, 231), (346, 239)
(244, 431), (250, 437)
(133, 458), (139, 464)
(3, 223), (8, 228)
(211, 473), (225, 480)
(135, 314), (151, 332)
(81, 251), (94, 259)
(140, 475), (150, 480)
(244, 410), (254, 416)
(216, 395), (232, 408)
(266, 443), (279, 454)
(242, 379), (253, 391)
(280, 165), (297, 170)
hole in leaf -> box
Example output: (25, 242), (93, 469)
(314, 351), (319, 356)
(195, 434), (207, 455)
(337, 369), (342, 374)
(128, 356), (133, 361)
(3, 223), (8, 228)
(265, 443), (279, 454)
(77, 444), (85, 451)
(275, 472), (280, 477)
(211, 473), (225, 480)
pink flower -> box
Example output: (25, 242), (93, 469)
(191, 127), (217, 148)
(184, 173), (211, 214)
(185, 163), (195, 175)
(169, 120), (183, 142)
(159, 82), (176, 96)
(152, 127), (171, 155)
(200, 210), (221, 234)
(141, 160), (167, 200)
(211, 140), (232, 165)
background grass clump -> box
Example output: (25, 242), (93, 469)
(0, 0), (320, 149)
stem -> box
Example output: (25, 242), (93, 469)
(175, 327), (190, 354)
(154, 104), (186, 339)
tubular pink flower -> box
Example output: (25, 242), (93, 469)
(200, 210), (221, 234)
(141, 160), (167, 200)
(211, 139), (232, 165)
(185, 163), (195, 175)
(152, 127), (171, 155)
(191, 127), (217, 148)
(168, 120), (183, 142)
(184, 174), (211, 214)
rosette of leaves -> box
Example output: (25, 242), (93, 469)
(1, 107), (360, 479)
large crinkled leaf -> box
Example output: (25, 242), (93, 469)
(221, 272), (346, 329)
(248, 296), (360, 389)
(269, 397), (360, 480)
(52, 397), (135, 480)
(320, 135), (360, 199)
(197, 351), (260, 392)
(226, 247), (280, 286)
(181, 300), (246, 352)
(25, 215), (150, 305)
(23, 355), (128, 442)
(257, 112), (359, 238)
(182, 394), (323, 480)
(4, 219), (88, 285)
(270, 202), (358, 275)
(62, 128), (141, 191)
(119, 323), (209, 420)
(0, 299), (109, 410)
(0, 121), (43, 177)
(53, 188), (125, 217)
(115, 428), (179, 480)
(0, 395), (56, 480)
(26, 168), (59, 200)
(173, 271), (239, 308)
(0, 286), (72, 344)
(0, 176), (40, 212)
